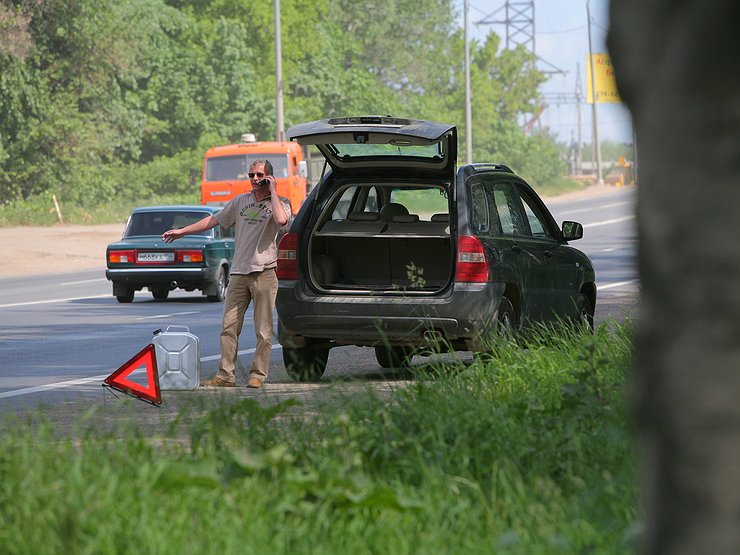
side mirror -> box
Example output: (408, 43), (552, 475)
(298, 160), (308, 179)
(561, 220), (583, 241)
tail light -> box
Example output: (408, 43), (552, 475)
(177, 250), (204, 263)
(455, 235), (490, 282)
(277, 233), (299, 280)
(108, 250), (135, 264)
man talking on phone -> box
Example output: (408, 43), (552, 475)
(162, 159), (291, 389)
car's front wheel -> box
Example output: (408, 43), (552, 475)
(374, 345), (414, 369)
(283, 343), (329, 382)
(576, 292), (595, 332)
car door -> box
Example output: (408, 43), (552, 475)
(514, 185), (580, 322)
(467, 178), (541, 326)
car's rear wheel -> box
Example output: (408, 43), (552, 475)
(283, 343), (329, 382)
(207, 265), (228, 302)
(496, 296), (516, 338)
(374, 345), (414, 369)
(576, 292), (595, 332)
(151, 288), (169, 301)
(116, 287), (135, 303)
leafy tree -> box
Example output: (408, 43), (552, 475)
(1, 0), (568, 210)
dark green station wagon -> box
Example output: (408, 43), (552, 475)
(105, 205), (234, 303)
(276, 116), (596, 380)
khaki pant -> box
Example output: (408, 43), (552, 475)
(216, 269), (278, 384)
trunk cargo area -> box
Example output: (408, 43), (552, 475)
(309, 223), (453, 292)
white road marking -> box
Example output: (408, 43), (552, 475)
(59, 278), (107, 286)
(0, 294), (110, 309)
(135, 311), (200, 320)
(583, 215), (635, 229)
(0, 344), (282, 399)
(558, 201), (631, 216)
(598, 279), (639, 291)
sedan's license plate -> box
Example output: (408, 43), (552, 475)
(137, 252), (174, 263)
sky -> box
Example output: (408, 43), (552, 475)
(459, 0), (634, 145)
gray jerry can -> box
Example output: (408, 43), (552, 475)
(152, 326), (200, 390)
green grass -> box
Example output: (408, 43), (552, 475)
(0, 323), (639, 554)
(0, 193), (200, 227)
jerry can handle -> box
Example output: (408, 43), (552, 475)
(153, 325), (190, 336)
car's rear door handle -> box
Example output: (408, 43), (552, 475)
(511, 245), (522, 254)
(544, 250), (553, 258)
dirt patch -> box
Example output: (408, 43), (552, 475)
(0, 224), (125, 277)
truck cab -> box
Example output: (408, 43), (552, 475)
(201, 134), (308, 211)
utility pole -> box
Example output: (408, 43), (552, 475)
(575, 62), (583, 174)
(464, 0), (473, 164)
(586, 0), (604, 185)
(274, 0), (285, 141)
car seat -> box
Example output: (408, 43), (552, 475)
(379, 203), (409, 222)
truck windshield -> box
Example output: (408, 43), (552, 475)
(205, 154), (290, 181)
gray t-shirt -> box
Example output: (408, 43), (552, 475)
(214, 192), (292, 275)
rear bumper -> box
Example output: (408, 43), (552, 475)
(276, 280), (505, 350)
(106, 267), (214, 287)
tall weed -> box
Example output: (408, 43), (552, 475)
(0, 323), (638, 554)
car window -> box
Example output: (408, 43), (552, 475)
(470, 181), (534, 236)
(331, 187), (357, 220)
(220, 224), (235, 238)
(470, 184), (490, 233)
(125, 211), (212, 237)
(519, 193), (552, 239)
(365, 187), (379, 212)
(390, 187), (448, 218)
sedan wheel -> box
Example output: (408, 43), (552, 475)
(116, 287), (135, 303)
(283, 343), (330, 382)
(151, 288), (169, 301)
(207, 266), (228, 302)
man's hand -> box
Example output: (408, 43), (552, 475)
(162, 228), (184, 243)
(265, 175), (278, 195)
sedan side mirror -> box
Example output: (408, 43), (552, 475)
(561, 220), (583, 241)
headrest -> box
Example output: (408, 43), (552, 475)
(392, 214), (420, 223)
(347, 212), (380, 221)
(431, 213), (449, 222)
(379, 203), (409, 221)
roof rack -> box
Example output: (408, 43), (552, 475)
(470, 163), (514, 173)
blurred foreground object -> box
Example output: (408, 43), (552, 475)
(608, 1), (740, 553)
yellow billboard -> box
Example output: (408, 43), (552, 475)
(586, 54), (622, 104)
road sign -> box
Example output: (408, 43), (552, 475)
(587, 53), (623, 104)
(103, 344), (162, 406)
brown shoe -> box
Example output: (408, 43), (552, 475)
(247, 376), (264, 389)
(201, 376), (236, 388)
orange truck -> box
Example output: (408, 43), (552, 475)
(200, 133), (308, 210)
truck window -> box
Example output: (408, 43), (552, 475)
(205, 154), (290, 181)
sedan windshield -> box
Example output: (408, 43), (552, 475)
(125, 211), (211, 237)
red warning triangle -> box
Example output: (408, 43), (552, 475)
(103, 344), (162, 406)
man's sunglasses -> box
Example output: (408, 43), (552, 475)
(248, 172), (265, 178)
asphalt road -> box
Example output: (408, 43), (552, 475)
(0, 186), (638, 414)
